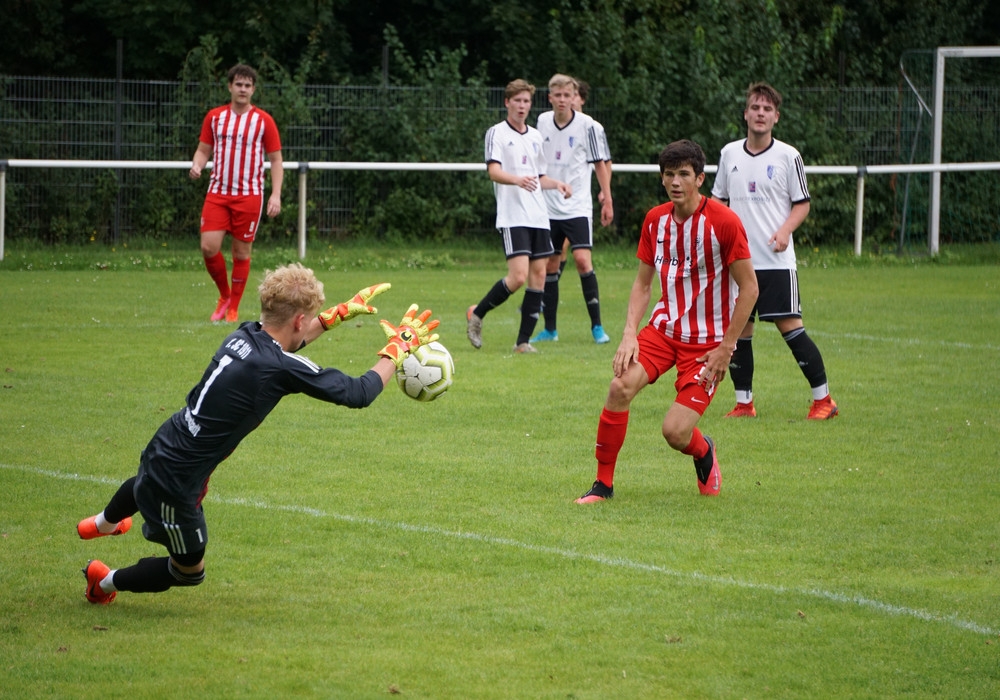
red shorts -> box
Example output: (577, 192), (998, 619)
(200, 193), (264, 241)
(636, 325), (719, 415)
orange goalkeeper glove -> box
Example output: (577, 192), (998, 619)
(318, 283), (391, 330)
(377, 304), (440, 368)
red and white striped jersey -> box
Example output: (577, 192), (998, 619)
(636, 196), (751, 344)
(199, 105), (281, 197)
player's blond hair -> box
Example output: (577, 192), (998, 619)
(505, 79), (535, 100)
(548, 73), (578, 92)
(258, 263), (326, 326)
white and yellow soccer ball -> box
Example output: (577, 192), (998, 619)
(395, 341), (454, 402)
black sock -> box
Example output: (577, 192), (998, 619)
(728, 337), (754, 395)
(104, 476), (138, 523)
(475, 279), (512, 318)
(518, 288), (544, 345)
(694, 440), (715, 483)
(112, 557), (175, 593)
(542, 272), (560, 331)
(783, 328), (828, 388)
(580, 271), (601, 327)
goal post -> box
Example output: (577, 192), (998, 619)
(930, 46), (1000, 255)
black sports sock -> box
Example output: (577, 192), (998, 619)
(474, 279), (512, 318)
(580, 271), (601, 327)
(112, 557), (175, 593)
(104, 476), (138, 523)
(783, 328), (828, 388)
(728, 337), (754, 394)
(517, 288), (544, 345)
(542, 272), (560, 331)
(693, 441), (715, 483)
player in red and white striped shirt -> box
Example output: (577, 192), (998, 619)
(190, 64), (283, 323)
(576, 140), (758, 503)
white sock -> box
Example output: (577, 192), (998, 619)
(100, 570), (117, 594)
(94, 512), (118, 534)
(735, 390), (753, 404)
(811, 384), (830, 401)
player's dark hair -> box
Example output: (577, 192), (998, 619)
(658, 140), (706, 176)
(577, 80), (590, 103)
(227, 63), (258, 85)
(746, 81), (782, 110)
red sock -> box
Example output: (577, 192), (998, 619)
(204, 253), (230, 298)
(229, 258), (251, 312)
(595, 408), (629, 487)
(681, 428), (709, 460)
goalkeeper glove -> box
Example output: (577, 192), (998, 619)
(318, 283), (391, 330)
(378, 304), (440, 368)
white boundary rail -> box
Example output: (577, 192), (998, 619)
(2, 159), (999, 262)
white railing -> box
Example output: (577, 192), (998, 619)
(2, 159), (999, 261)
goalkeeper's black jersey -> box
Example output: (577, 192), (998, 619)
(139, 321), (383, 505)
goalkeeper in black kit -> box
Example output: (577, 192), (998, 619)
(76, 263), (438, 604)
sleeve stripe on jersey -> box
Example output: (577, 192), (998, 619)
(585, 124), (612, 163)
(793, 154), (810, 200)
(484, 126), (496, 163)
(283, 351), (321, 373)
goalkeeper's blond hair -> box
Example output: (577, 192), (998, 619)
(258, 263), (326, 325)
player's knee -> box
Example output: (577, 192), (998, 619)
(662, 426), (688, 451)
(506, 273), (527, 290)
(168, 557), (206, 587)
(607, 376), (639, 409)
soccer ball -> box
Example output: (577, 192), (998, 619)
(395, 341), (455, 402)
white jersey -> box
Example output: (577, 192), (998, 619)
(484, 119), (550, 230)
(536, 110), (612, 220)
(712, 137), (810, 270)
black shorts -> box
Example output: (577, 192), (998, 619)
(500, 226), (555, 260)
(751, 269), (802, 322)
(548, 217), (593, 252)
(134, 464), (209, 559)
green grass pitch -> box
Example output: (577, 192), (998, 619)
(1, 246), (998, 698)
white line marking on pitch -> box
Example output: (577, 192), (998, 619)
(812, 330), (1000, 352)
(8, 463), (997, 637)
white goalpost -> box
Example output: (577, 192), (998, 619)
(929, 46), (1000, 255)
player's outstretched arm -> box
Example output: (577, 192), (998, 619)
(377, 304), (440, 368)
(318, 283), (392, 330)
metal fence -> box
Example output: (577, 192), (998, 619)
(1, 76), (998, 246)
(1, 77), (513, 161)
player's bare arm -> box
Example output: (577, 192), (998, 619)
(539, 174), (571, 199)
(189, 142), (212, 179)
(266, 150), (284, 217)
(696, 257), (759, 389)
(613, 262), (654, 378)
(768, 200), (810, 252)
(594, 160), (614, 226)
(487, 161), (538, 191)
